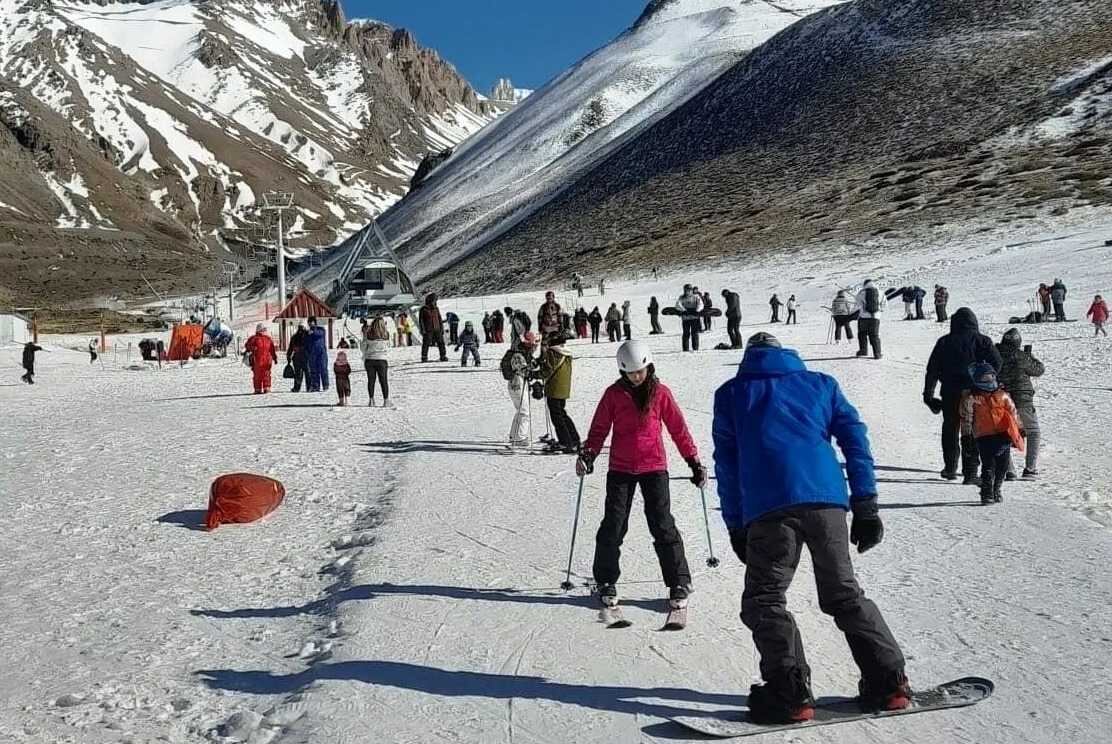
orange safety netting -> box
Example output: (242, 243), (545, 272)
(167, 324), (204, 361)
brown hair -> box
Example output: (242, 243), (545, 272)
(368, 317), (390, 340)
(622, 364), (658, 415)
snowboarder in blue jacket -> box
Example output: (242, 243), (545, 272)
(712, 332), (908, 724)
(305, 316), (330, 392)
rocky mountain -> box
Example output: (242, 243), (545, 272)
(0, 0), (496, 306)
(424, 0), (1112, 293)
(311, 0), (843, 292)
(490, 78), (532, 104)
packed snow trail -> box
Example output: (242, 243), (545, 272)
(3, 220), (1112, 742)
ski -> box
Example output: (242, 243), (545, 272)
(661, 605), (687, 631)
(670, 677), (994, 738)
(599, 606), (632, 629)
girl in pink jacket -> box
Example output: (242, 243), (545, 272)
(1086, 294), (1109, 336)
(576, 340), (708, 611)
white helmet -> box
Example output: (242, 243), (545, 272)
(617, 340), (653, 373)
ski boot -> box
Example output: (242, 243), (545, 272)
(980, 480), (995, 506)
(668, 584), (692, 609)
(1004, 472), (1018, 482)
(962, 473), (981, 487)
(939, 469), (959, 481)
(747, 669), (815, 724)
(858, 670), (912, 712)
(1021, 468), (1039, 480)
(596, 583), (618, 608)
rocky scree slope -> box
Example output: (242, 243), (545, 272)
(0, 0), (494, 306)
(424, 0), (1112, 294)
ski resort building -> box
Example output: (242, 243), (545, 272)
(274, 288), (337, 351)
(0, 312), (31, 345)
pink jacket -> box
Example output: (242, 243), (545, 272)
(1087, 300), (1109, 324)
(584, 381), (698, 474)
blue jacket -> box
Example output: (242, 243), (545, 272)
(712, 347), (876, 529)
(306, 327), (329, 364)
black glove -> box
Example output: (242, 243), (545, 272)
(729, 528), (748, 564)
(849, 498), (884, 554)
(576, 450), (596, 477)
(922, 393), (943, 415)
(685, 457), (708, 488)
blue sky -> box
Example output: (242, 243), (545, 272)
(344, 0), (648, 93)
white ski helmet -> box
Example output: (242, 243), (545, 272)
(617, 340), (653, 373)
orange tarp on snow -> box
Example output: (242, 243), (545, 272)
(206, 473), (285, 531)
(167, 324), (204, 361)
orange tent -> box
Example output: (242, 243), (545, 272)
(167, 324), (204, 361)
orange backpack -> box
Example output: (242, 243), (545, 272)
(972, 391), (1024, 451)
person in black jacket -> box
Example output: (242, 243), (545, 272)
(922, 308), (1003, 483)
(648, 297), (663, 335)
(588, 306), (603, 343)
(21, 341), (43, 384)
(722, 289), (742, 348)
(287, 324), (310, 392)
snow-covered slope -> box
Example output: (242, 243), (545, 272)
(0, 0), (496, 305)
(356, 0), (843, 283)
(3, 213), (1111, 743)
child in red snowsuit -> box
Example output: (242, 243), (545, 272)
(334, 351), (352, 406)
(244, 325), (278, 394)
(1086, 294), (1108, 337)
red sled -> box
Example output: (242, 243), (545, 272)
(206, 473), (285, 530)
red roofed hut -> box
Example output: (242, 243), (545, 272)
(274, 287), (337, 351)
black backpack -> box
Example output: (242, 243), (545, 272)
(864, 287), (880, 314)
(501, 349), (518, 381)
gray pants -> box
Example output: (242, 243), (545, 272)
(1007, 406), (1040, 474)
(742, 508), (904, 683)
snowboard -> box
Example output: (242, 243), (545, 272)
(670, 677), (993, 738)
(661, 307), (723, 318)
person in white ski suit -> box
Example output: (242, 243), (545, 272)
(507, 332), (539, 446)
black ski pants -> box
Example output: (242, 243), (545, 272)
(977, 434), (1010, 498)
(449, 324), (459, 346)
(833, 315), (854, 341)
(856, 318), (881, 358)
(682, 318), (701, 351)
(742, 507), (904, 684)
(593, 471), (691, 588)
(364, 360), (388, 401)
(623, 322), (631, 340)
(941, 389), (979, 477)
(607, 321), (620, 342)
(703, 314), (712, 331)
(650, 313), (663, 334)
(547, 397), (580, 450)
(770, 307), (780, 322)
(590, 323), (601, 343)
(291, 359), (309, 392)
(422, 329), (447, 362)
(1053, 301), (1066, 321)
(727, 315), (742, 348)
(786, 309), (797, 325)
(935, 303), (948, 323)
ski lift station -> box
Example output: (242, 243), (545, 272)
(325, 221), (418, 318)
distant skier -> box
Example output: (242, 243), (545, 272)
(360, 317), (392, 407)
(456, 320), (481, 367)
(333, 350), (352, 407)
(588, 306), (603, 343)
(721, 289), (742, 348)
(305, 316), (330, 391)
(491, 309), (506, 343)
(1086, 294), (1108, 336)
(538, 333), (579, 453)
(913, 286), (927, 320)
(786, 295), (798, 325)
(503, 331), (538, 447)
(605, 303), (622, 342)
(621, 300), (632, 340)
(538, 291), (563, 336)
(961, 363), (1024, 505)
(287, 323), (309, 392)
(854, 280), (884, 359)
(88, 338), (98, 364)
(1050, 278), (1068, 321)
(830, 290), (855, 342)
(574, 307), (589, 339)
(648, 296), (664, 335)
(676, 284), (703, 352)
(598, 278), (606, 296)
(243, 324), (278, 395)
(482, 312), (493, 344)
(713, 332), (908, 723)
(21, 341), (42, 384)
(577, 340), (706, 610)
(996, 329), (1043, 479)
(702, 291), (714, 331)
(934, 285), (950, 323)
(419, 294), (448, 362)
(769, 294), (782, 323)
(446, 311), (460, 346)
(922, 308), (1002, 483)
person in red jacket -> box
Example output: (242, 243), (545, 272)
(576, 339), (708, 610)
(1086, 294), (1109, 337)
(244, 324), (278, 394)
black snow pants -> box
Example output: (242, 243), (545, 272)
(976, 434), (1011, 498)
(936, 303), (948, 323)
(593, 471), (691, 588)
(1053, 301), (1066, 321)
(856, 318), (881, 358)
(650, 313), (663, 334)
(941, 389), (979, 477)
(742, 507), (905, 684)
(547, 397), (580, 450)
(590, 323), (601, 343)
(422, 329), (448, 362)
(364, 359), (389, 401)
(291, 352), (308, 392)
(833, 315), (854, 341)
(681, 318), (701, 351)
(449, 323), (459, 346)
(727, 315), (742, 348)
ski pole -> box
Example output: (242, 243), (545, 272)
(698, 485), (720, 568)
(560, 474), (586, 591)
